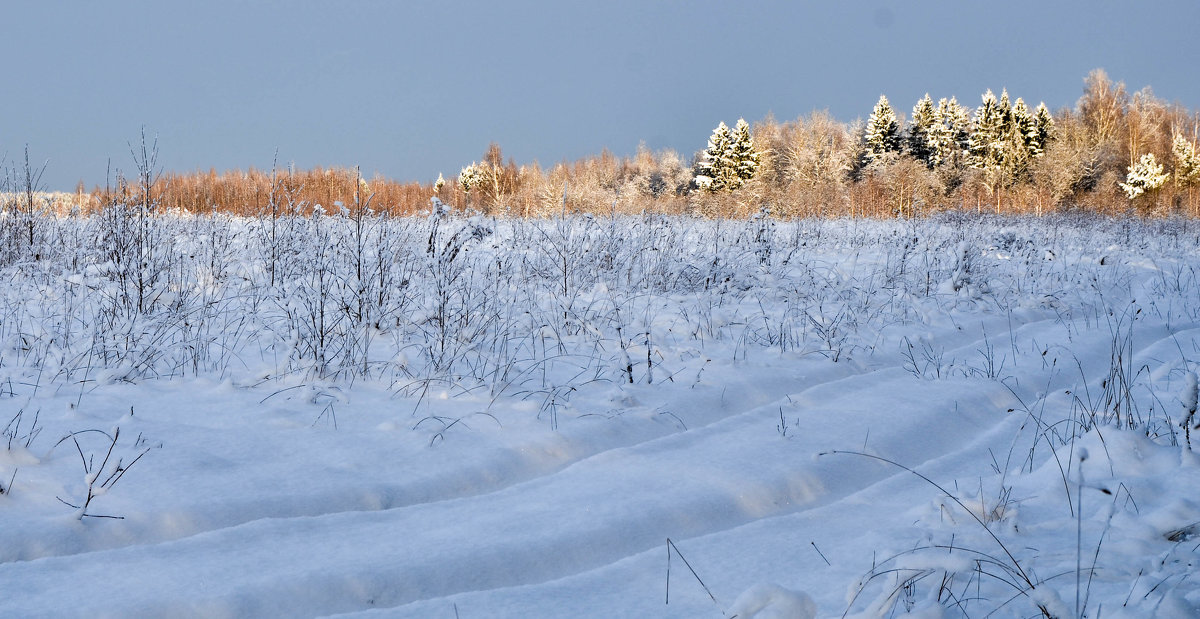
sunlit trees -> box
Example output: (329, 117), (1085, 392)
(926, 97), (971, 175)
(1033, 103), (1055, 158)
(862, 95), (902, 168)
(695, 119), (759, 192)
(40, 69), (1200, 220)
(907, 94), (937, 166)
(457, 143), (519, 213)
(732, 119), (761, 186)
(1173, 133), (1200, 187)
(968, 90), (1010, 207)
(1120, 153), (1169, 200)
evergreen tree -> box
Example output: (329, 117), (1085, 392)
(695, 121), (733, 192)
(926, 98), (955, 169)
(925, 97), (973, 171)
(907, 94), (937, 166)
(696, 120), (757, 192)
(1120, 153), (1169, 199)
(969, 90), (1004, 172)
(1006, 97), (1036, 178)
(997, 89), (1014, 139)
(1011, 98), (1036, 153)
(458, 162), (487, 193)
(947, 97), (973, 157)
(1172, 134), (1200, 187)
(1032, 102), (1055, 158)
(731, 118), (760, 187)
(862, 95), (902, 168)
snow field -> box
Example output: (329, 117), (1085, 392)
(0, 210), (1198, 617)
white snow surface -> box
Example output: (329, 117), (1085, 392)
(1, 211), (1198, 617)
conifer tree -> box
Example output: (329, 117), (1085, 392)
(907, 94), (937, 166)
(1171, 134), (1200, 187)
(969, 89), (1016, 207)
(731, 118), (761, 188)
(863, 95), (902, 168)
(1007, 97), (1036, 178)
(1032, 102), (1055, 158)
(925, 97), (973, 171)
(1120, 153), (1169, 199)
(926, 99), (955, 169)
(1011, 99), (1036, 152)
(997, 89), (1014, 139)
(696, 120), (757, 192)
(695, 121), (733, 192)
(969, 90), (1004, 172)
(946, 97), (973, 158)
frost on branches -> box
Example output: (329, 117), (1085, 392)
(695, 118), (759, 192)
(1120, 153), (1169, 199)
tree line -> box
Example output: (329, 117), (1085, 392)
(10, 69), (1199, 220)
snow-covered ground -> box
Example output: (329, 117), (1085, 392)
(1, 209), (1198, 617)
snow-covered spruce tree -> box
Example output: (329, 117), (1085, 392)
(928, 97), (971, 170)
(1007, 97), (1036, 179)
(695, 119), (757, 192)
(458, 163), (488, 194)
(1033, 102), (1055, 159)
(862, 95), (902, 168)
(731, 118), (761, 188)
(1172, 133), (1200, 188)
(907, 94), (937, 167)
(1120, 153), (1169, 199)
(694, 121), (731, 192)
(457, 162), (491, 210)
(945, 97), (973, 158)
(968, 89), (1014, 201)
(996, 89), (1014, 138)
(969, 90), (1004, 171)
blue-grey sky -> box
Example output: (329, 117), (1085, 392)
(6, 1), (1200, 191)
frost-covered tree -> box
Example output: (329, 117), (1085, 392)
(1120, 153), (1169, 199)
(946, 98), (973, 155)
(969, 90), (1005, 174)
(925, 102), (955, 169)
(1032, 103), (1055, 159)
(695, 121), (733, 192)
(458, 162), (488, 193)
(731, 118), (761, 187)
(996, 89), (1014, 139)
(696, 119), (758, 192)
(862, 95), (902, 168)
(1172, 133), (1200, 188)
(1006, 97), (1036, 178)
(907, 94), (937, 166)
(928, 97), (972, 170)
(1011, 99), (1036, 153)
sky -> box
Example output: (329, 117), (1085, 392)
(5, 0), (1200, 191)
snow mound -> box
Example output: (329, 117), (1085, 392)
(726, 583), (816, 619)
